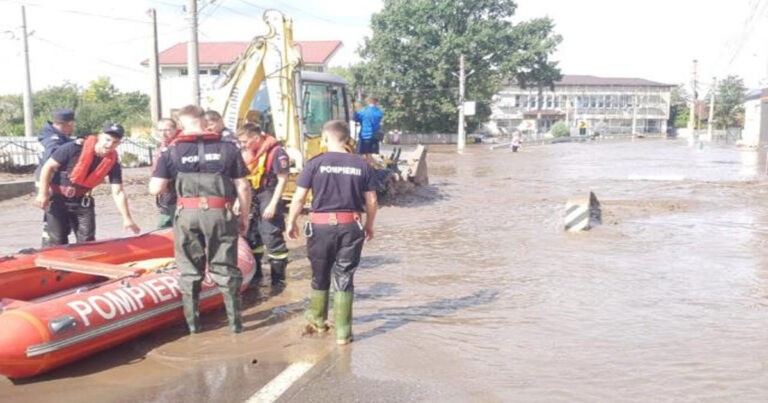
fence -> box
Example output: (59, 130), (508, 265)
(0, 136), (156, 170)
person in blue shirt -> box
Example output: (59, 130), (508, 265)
(354, 97), (384, 163)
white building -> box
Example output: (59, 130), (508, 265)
(742, 88), (768, 147)
(143, 41), (343, 117)
(488, 75), (675, 136)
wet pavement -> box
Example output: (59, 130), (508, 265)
(2, 139), (768, 402)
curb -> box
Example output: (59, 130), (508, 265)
(0, 180), (35, 202)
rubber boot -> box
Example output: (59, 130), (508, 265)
(250, 254), (264, 287)
(222, 291), (243, 334)
(334, 291), (353, 345)
(269, 258), (287, 287)
(303, 289), (329, 334)
(183, 283), (201, 334)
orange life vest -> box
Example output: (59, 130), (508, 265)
(243, 136), (279, 189)
(68, 135), (118, 189)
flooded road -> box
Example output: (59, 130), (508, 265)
(2, 139), (768, 401)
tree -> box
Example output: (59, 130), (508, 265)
(713, 75), (746, 129)
(669, 84), (690, 129)
(550, 121), (569, 137)
(354, 0), (561, 133)
(0, 94), (24, 136)
(0, 78), (150, 137)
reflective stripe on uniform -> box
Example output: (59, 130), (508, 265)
(268, 252), (289, 260)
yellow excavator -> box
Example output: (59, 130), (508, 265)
(202, 9), (427, 199)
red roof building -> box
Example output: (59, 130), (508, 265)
(146, 40), (342, 71)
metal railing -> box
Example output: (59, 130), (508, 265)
(0, 136), (156, 170)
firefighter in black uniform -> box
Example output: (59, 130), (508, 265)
(149, 105), (251, 334)
(236, 125), (290, 288)
(35, 123), (140, 245)
(287, 120), (378, 345)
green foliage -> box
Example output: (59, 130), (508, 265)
(714, 75), (746, 129)
(0, 77), (149, 137)
(120, 152), (139, 167)
(669, 84), (690, 129)
(353, 0), (561, 133)
(0, 94), (24, 136)
(550, 121), (569, 137)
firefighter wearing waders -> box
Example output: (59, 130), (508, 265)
(149, 105), (251, 334)
(287, 120), (378, 345)
(34, 124), (140, 246)
(236, 125), (290, 288)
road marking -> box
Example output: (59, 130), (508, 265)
(245, 361), (315, 403)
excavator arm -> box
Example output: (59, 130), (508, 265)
(203, 10), (305, 170)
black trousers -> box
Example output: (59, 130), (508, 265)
(307, 222), (365, 292)
(246, 188), (288, 260)
(43, 195), (96, 247)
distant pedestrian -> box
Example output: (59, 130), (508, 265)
(354, 97), (384, 164)
(35, 123), (140, 246)
(152, 118), (179, 229)
(287, 120), (377, 345)
(511, 131), (521, 152)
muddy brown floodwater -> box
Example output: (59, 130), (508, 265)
(2, 139), (768, 402)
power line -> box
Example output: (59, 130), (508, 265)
(32, 35), (146, 74)
(0, 0), (174, 27)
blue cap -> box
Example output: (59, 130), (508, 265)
(102, 122), (125, 139)
(51, 108), (75, 123)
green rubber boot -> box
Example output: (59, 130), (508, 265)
(182, 282), (201, 334)
(222, 291), (243, 334)
(304, 289), (329, 333)
(334, 291), (353, 345)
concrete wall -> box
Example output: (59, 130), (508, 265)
(0, 180), (34, 201)
(743, 98), (761, 147)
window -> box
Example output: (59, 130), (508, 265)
(302, 82), (348, 137)
(211, 69), (221, 75)
(180, 68), (188, 76)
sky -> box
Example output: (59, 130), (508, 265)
(0, 0), (765, 97)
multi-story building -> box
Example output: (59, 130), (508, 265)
(488, 75), (675, 136)
(144, 40), (343, 116)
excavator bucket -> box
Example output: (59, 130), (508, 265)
(402, 145), (428, 186)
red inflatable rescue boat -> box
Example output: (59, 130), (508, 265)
(0, 230), (255, 379)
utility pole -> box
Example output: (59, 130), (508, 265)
(21, 6), (34, 138)
(148, 8), (162, 123)
(631, 90), (637, 135)
(707, 77), (716, 140)
(688, 59), (697, 136)
(457, 54), (466, 151)
(187, 0), (200, 106)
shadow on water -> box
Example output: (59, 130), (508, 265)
(353, 289), (500, 342)
(358, 254), (402, 269)
(356, 282), (401, 301)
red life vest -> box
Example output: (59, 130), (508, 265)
(244, 136), (280, 189)
(171, 132), (221, 144)
(68, 135), (118, 189)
